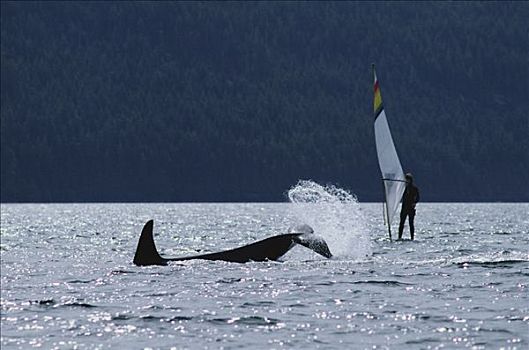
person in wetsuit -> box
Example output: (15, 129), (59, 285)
(398, 173), (420, 240)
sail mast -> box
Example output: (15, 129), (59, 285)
(382, 180), (392, 240)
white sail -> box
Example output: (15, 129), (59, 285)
(372, 65), (405, 238)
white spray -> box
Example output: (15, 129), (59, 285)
(287, 180), (371, 259)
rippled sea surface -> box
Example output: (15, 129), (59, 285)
(1, 203), (528, 349)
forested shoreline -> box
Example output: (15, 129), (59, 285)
(1, 2), (528, 202)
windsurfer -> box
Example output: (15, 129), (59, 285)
(398, 173), (420, 240)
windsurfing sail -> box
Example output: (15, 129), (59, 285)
(372, 64), (406, 240)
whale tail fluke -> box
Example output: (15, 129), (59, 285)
(289, 224), (332, 259)
(293, 234), (333, 258)
(133, 220), (167, 266)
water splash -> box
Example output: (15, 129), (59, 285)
(287, 180), (371, 259)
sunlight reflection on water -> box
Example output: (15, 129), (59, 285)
(1, 201), (528, 349)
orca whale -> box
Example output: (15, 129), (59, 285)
(133, 220), (332, 266)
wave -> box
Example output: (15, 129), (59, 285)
(62, 301), (97, 308)
(108, 269), (136, 275)
(405, 337), (440, 345)
(31, 299), (55, 307)
(453, 251), (529, 268)
(32, 299), (97, 309)
(455, 259), (529, 267)
(349, 280), (413, 286)
(216, 277), (243, 284)
(241, 301), (275, 308)
(139, 315), (193, 322)
(208, 316), (281, 326)
(453, 250), (529, 268)
(67, 279), (95, 284)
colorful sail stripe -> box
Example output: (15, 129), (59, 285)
(374, 78), (384, 119)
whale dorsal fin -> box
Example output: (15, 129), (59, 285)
(133, 220), (166, 266)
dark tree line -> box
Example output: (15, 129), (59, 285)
(1, 1), (528, 202)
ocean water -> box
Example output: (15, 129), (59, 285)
(1, 186), (528, 349)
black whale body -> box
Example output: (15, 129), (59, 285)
(133, 220), (332, 266)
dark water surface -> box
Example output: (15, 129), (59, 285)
(1, 202), (528, 349)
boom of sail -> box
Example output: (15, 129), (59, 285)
(372, 65), (406, 239)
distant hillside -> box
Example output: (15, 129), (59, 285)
(1, 2), (528, 202)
